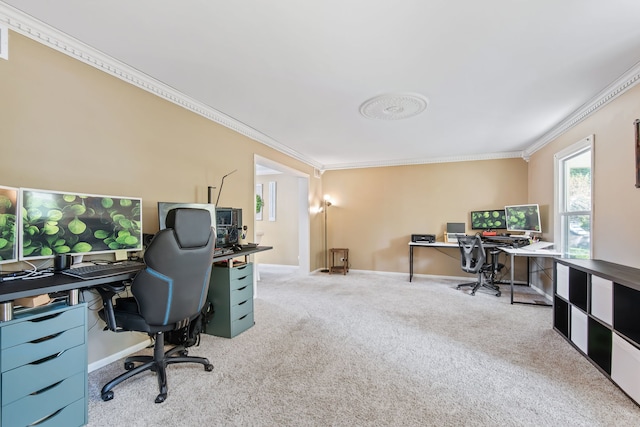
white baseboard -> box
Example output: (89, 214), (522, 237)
(88, 339), (151, 373)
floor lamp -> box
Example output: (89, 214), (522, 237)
(321, 196), (332, 273)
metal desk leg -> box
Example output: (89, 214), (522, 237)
(510, 253), (515, 304)
(409, 246), (414, 282)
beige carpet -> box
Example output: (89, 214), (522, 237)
(87, 268), (640, 426)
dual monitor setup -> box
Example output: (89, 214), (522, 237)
(0, 185), (243, 275)
(441, 203), (542, 243)
(471, 204), (542, 235)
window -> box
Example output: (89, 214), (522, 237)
(554, 135), (593, 258)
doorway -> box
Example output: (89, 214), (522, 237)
(254, 155), (310, 275)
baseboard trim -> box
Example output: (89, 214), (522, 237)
(88, 339), (152, 373)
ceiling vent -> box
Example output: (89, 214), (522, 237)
(359, 93), (428, 120)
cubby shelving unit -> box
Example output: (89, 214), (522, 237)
(554, 258), (640, 405)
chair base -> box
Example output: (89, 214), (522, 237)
(101, 332), (213, 403)
(457, 280), (501, 297)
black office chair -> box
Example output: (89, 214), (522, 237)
(96, 208), (215, 403)
(456, 234), (501, 297)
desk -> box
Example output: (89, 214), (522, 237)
(409, 242), (458, 282)
(499, 247), (561, 305)
(408, 241), (501, 282)
(0, 245), (273, 307)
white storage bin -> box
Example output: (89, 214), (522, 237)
(570, 305), (588, 354)
(556, 264), (569, 300)
(591, 275), (612, 326)
(612, 333), (640, 404)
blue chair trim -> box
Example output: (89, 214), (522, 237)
(147, 267), (174, 324)
(198, 265), (212, 309)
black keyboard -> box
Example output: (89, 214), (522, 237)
(61, 261), (145, 280)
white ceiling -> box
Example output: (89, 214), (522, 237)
(3, 1), (640, 170)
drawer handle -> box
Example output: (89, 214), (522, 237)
(237, 286), (248, 291)
(31, 331), (63, 344)
(238, 314), (248, 320)
(238, 300), (247, 306)
(31, 379), (63, 396)
(31, 351), (63, 365)
(29, 312), (64, 323)
(238, 275), (248, 280)
(27, 407), (64, 426)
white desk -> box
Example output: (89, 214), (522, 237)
(499, 247), (561, 305)
(408, 242), (458, 282)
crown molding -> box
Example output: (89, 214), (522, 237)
(0, 3), (321, 170)
(3, 2), (639, 173)
(524, 61), (640, 159)
(321, 151), (524, 171)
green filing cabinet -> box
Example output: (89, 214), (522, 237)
(207, 262), (254, 338)
(0, 302), (88, 427)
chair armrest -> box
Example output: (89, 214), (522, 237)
(95, 282), (128, 331)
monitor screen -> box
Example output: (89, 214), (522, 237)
(470, 209), (506, 230)
(505, 204), (542, 234)
(215, 207), (242, 247)
(20, 188), (143, 260)
(157, 202), (216, 231)
(0, 185), (19, 264)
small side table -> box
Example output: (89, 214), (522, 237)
(329, 248), (349, 275)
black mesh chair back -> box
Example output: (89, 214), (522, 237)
(456, 234), (501, 297)
(458, 234), (486, 274)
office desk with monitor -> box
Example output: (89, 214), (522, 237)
(0, 245), (272, 426)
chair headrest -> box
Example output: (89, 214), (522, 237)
(165, 208), (212, 248)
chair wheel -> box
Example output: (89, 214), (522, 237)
(155, 393), (167, 404)
(180, 350), (188, 357)
(124, 362), (135, 370)
(205, 364), (214, 372)
(101, 391), (114, 401)
(496, 292), (501, 297)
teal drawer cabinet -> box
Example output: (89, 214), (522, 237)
(0, 302), (87, 427)
(207, 262), (254, 338)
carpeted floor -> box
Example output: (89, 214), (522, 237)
(86, 268), (640, 426)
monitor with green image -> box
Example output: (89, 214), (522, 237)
(470, 209), (506, 231)
(20, 188), (143, 260)
(0, 186), (19, 264)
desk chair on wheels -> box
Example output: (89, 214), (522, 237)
(96, 208), (215, 403)
(456, 234), (502, 297)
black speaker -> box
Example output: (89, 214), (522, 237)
(143, 233), (155, 248)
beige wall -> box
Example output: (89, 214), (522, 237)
(255, 174), (299, 265)
(0, 32), (322, 270)
(322, 159), (529, 277)
(6, 28), (639, 292)
(529, 83), (640, 270)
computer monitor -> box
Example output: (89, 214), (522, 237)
(0, 185), (19, 264)
(505, 204), (542, 235)
(215, 207), (242, 248)
(20, 188), (143, 260)
(157, 202), (216, 231)
(470, 209), (506, 230)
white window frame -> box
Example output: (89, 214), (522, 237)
(554, 135), (594, 258)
